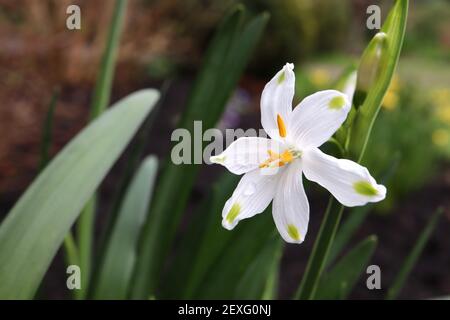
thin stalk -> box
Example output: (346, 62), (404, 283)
(89, 0), (128, 119)
(63, 233), (82, 299)
(295, 198), (344, 299)
(386, 207), (443, 300)
(39, 89), (59, 171)
(76, 196), (96, 299)
(74, 0), (128, 299)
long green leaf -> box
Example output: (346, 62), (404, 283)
(315, 235), (378, 299)
(130, 7), (269, 299)
(193, 211), (275, 299)
(159, 173), (239, 299)
(261, 253), (281, 300)
(234, 235), (283, 299)
(326, 206), (370, 268)
(75, 0), (128, 299)
(0, 89), (159, 299)
(92, 156), (158, 299)
(160, 172), (279, 300)
(386, 207), (443, 300)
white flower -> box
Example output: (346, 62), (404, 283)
(210, 63), (386, 244)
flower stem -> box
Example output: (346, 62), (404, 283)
(295, 198), (344, 299)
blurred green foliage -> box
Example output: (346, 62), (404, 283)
(241, 0), (351, 74)
(403, 0), (450, 61)
(362, 79), (446, 210)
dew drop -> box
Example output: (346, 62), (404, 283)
(244, 183), (256, 196)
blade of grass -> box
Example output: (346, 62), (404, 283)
(326, 206), (370, 267)
(63, 233), (80, 272)
(0, 89), (159, 299)
(63, 233), (82, 299)
(37, 88), (84, 299)
(75, 195), (96, 299)
(315, 235), (378, 299)
(39, 89), (59, 171)
(261, 254), (281, 300)
(160, 173), (279, 300)
(89, 0), (128, 120)
(92, 156), (158, 299)
(75, 0), (128, 299)
(100, 80), (170, 245)
(159, 173), (239, 299)
(386, 207), (443, 300)
(193, 210), (275, 299)
(233, 234), (283, 299)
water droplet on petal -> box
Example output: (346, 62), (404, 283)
(244, 182), (256, 196)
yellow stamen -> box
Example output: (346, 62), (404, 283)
(280, 150), (293, 163)
(259, 149), (294, 168)
(277, 114), (287, 138)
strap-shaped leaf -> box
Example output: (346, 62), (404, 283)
(92, 156), (158, 299)
(0, 89), (159, 299)
(75, 0), (128, 299)
(315, 235), (378, 299)
(160, 173), (279, 300)
(234, 234), (283, 299)
(386, 207), (443, 300)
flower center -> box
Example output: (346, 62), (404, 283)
(259, 148), (301, 169)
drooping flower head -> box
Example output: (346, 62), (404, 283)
(210, 63), (386, 244)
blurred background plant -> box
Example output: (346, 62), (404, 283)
(0, 0), (448, 300)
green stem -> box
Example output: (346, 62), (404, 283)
(63, 233), (82, 299)
(73, 0), (127, 299)
(295, 198), (344, 299)
(76, 196), (96, 299)
(39, 89), (59, 171)
(89, 0), (128, 119)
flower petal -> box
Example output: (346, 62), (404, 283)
(210, 137), (282, 175)
(261, 63), (295, 140)
(303, 148), (386, 207)
(222, 169), (280, 230)
(290, 90), (351, 149)
(272, 160), (309, 244)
